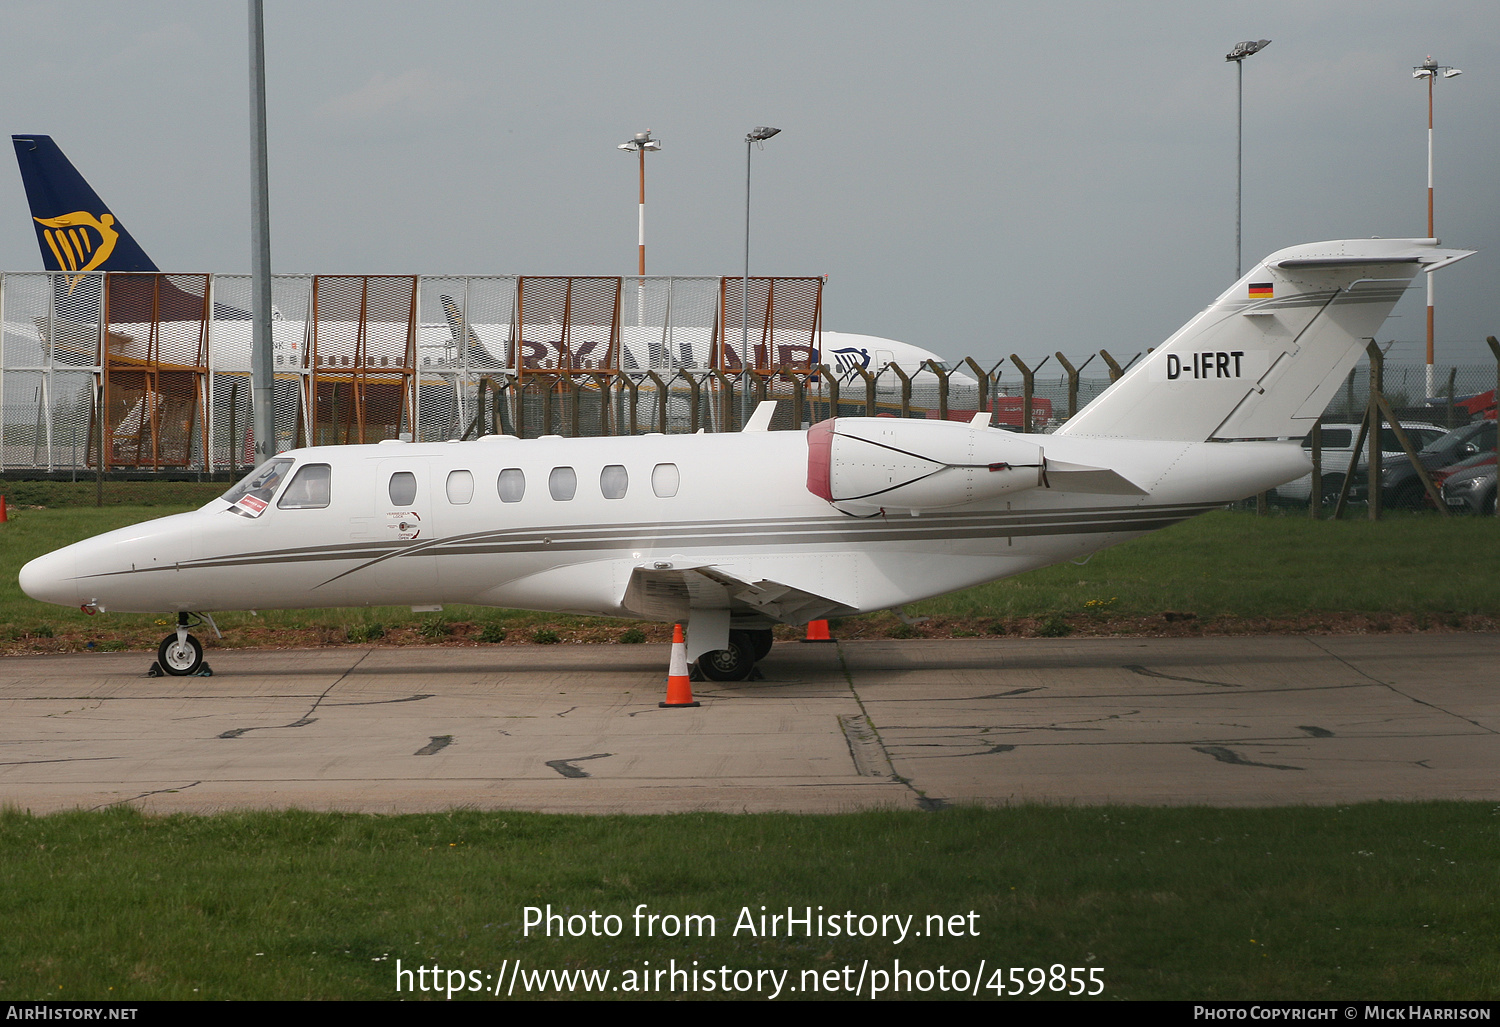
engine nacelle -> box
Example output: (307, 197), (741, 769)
(806, 417), (1046, 515)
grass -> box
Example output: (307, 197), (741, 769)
(0, 803), (1494, 1001)
(907, 510), (1500, 621)
(1, 504), (1497, 653)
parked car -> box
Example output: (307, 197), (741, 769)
(1272, 422), (1449, 505)
(1438, 456), (1497, 515)
(1377, 420), (1498, 509)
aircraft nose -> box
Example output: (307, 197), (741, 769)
(18, 548), (80, 608)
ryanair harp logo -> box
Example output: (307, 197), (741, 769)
(34, 211), (120, 274)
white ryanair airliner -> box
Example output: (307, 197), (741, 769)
(19, 238), (1471, 680)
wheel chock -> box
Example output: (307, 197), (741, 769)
(146, 661), (164, 677)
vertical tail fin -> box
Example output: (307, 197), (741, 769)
(12, 135), (158, 273)
(1057, 239), (1473, 442)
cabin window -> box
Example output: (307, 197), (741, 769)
(651, 462), (679, 498)
(549, 466), (577, 501)
(446, 469), (474, 505)
(600, 464), (628, 500)
(278, 463), (332, 509)
(388, 471), (417, 506)
(497, 468), (525, 503)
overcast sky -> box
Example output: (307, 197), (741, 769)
(1, 0), (1496, 368)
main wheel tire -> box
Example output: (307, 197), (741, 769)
(696, 632), (757, 682)
(158, 633), (204, 676)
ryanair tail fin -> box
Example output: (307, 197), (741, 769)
(1057, 238), (1473, 443)
(439, 294), (504, 367)
(12, 135), (158, 273)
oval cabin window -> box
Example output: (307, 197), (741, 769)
(549, 466), (577, 501)
(600, 464), (628, 500)
(651, 463), (679, 498)
(446, 470), (474, 505)
(497, 468), (525, 503)
(388, 471), (417, 507)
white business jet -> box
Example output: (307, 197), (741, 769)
(19, 238), (1471, 680)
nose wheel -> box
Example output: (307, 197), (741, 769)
(149, 612), (217, 677)
(157, 632), (204, 676)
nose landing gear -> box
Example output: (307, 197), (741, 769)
(148, 613), (218, 677)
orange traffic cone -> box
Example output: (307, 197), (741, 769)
(660, 623), (700, 708)
(802, 618), (834, 643)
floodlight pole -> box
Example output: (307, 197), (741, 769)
(618, 131), (661, 329)
(741, 126), (780, 427)
(248, 0), (274, 467)
(1226, 39), (1270, 281)
(1414, 56), (1462, 399)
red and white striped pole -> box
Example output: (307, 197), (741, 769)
(1414, 56), (1462, 400)
(618, 131), (660, 331)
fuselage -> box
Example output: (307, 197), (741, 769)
(18, 423), (1307, 620)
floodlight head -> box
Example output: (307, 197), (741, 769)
(618, 130), (661, 152)
(1443, 68), (1463, 78)
(747, 126), (782, 142)
(1226, 38), (1270, 62)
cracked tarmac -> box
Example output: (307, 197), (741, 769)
(0, 634), (1495, 813)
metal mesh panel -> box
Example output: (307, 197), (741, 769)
(618, 276), (719, 370)
(2, 371), (48, 470)
(208, 274), (313, 456)
(418, 276), (517, 373)
(48, 370), (96, 470)
(415, 276), (518, 442)
(97, 274), (209, 468)
(308, 276), (416, 445)
(719, 276), (821, 370)
(51, 276), (105, 371)
(516, 277), (620, 370)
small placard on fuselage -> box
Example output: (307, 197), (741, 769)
(1149, 349), (1268, 382)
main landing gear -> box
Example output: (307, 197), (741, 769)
(694, 629), (773, 682)
(149, 613), (217, 677)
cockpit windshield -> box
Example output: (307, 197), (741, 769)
(221, 458), (294, 517)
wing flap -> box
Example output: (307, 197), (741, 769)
(622, 563), (857, 625)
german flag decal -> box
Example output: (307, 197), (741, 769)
(1248, 282), (1273, 299)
